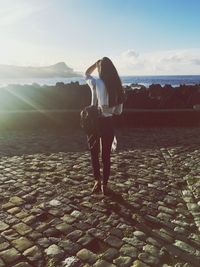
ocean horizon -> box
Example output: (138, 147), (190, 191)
(0, 75), (200, 88)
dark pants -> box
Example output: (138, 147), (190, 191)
(87, 116), (114, 185)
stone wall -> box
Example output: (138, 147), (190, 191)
(0, 109), (200, 130)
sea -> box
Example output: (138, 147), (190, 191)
(0, 75), (200, 88)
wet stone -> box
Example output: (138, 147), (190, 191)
(0, 241), (10, 251)
(102, 248), (119, 261)
(76, 248), (97, 264)
(22, 215), (36, 225)
(123, 237), (146, 249)
(12, 223), (32, 235)
(59, 239), (81, 254)
(2, 229), (20, 241)
(55, 222), (74, 234)
(174, 226), (187, 234)
(37, 237), (51, 248)
(2, 202), (15, 210)
(143, 244), (164, 258)
(105, 235), (123, 248)
(120, 244), (138, 258)
(0, 259), (5, 267)
(62, 256), (81, 267)
(93, 259), (117, 267)
(8, 207), (21, 214)
(110, 228), (124, 238)
(62, 215), (77, 224)
(9, 196), (25, 205)
(77, 234), (94, 247)
(67, 229), (83, 241)
(0, 221), (9, 231)
(12, 237), (33, 252)
(23, 245), (43, 262)
(175, 240), (199, 256)
(158, 206), (175, 215)
(157, 212), (173, 221)
(133, 231), (146, 241)
(45, 244), (64, 258)
(138, 252), (160, 265)
(146, 237), (162, 248)
(131, 260), (150, 267)
(0, 248), (21, 264)
(44, 227), (61, 237)
(71, 210), (82, 218)
(49, 199), (62, 206)
(153, 229), (174, 243)
(113, 256), (133, 267)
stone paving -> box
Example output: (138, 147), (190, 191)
(0, 127), (200, 267)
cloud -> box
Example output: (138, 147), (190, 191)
(121, 50), (139, 60)
(0, 0), (47, 26)
(115, 48), (200, 75)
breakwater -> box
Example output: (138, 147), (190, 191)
(0, 82), (200, 129)
(0, 109), (200, 130)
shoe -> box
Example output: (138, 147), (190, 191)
(91, 181), (101, 193)
(101, 184), (108, 195)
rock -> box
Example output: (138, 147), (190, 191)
(105, 235), (123, 248)
(67, 230), (83, 241)
(0, 258), (5, 267)
(55, 223), (74, 234)
(49, 199), (62, 206)
(0, 221), (9, 231)
(175, 240), (200, 256)
(123, 237), (146, 249)
(71, 210), (82, 218)
(138, 252), (160, 265)
(113, 256), (133, 267)
(62, 215), (77, 224)
(76, 248), (97, 264)
(120, 244), (138, 258)
(133, 231), (146, 241)
(93, 259), (117, 267)
(1, 229), (19, 241)
(62, 256), (81, 267)
(131, 260), (150, 267)
(59, 240), (81, 254)
(0, 248), (21, 264)
(0, 241), (10, 251)
(77, 234), (94, 247)
(102, 248), (119, 261)
(143, 244), (164, 258)
(45, 244), (64, 257)
(9, 196), (25, 205)
(12, 237), (33, 252)
(12, 223), (32, 235)
(23, 245), (43, 261)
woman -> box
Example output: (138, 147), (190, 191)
(85, 57), (123, 195)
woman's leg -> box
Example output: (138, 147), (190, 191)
(87, 134), (101, 192)
(100, 118), (114, 190)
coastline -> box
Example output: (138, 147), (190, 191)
(1, 75), (200, 88)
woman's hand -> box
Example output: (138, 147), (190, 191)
(85, 60), (100, 76)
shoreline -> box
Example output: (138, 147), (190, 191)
(1, 74), (200, 88)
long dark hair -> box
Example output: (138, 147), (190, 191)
(98, 57), (124, 108)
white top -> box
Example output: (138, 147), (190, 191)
(85, 74), (123, 117)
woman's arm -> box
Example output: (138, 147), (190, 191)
(85, 61), (99, 76)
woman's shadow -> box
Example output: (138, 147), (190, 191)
(100, 188), (200, 267)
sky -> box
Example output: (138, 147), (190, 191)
(0, 0), (200, 75)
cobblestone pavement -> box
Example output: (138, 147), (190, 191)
(0, 128), (200, 267)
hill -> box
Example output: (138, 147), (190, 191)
(0, 62), (81, 78)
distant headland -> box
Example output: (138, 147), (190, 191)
(0, 62), (81, 79)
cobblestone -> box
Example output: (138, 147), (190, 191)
(0, 127), (200, 266)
